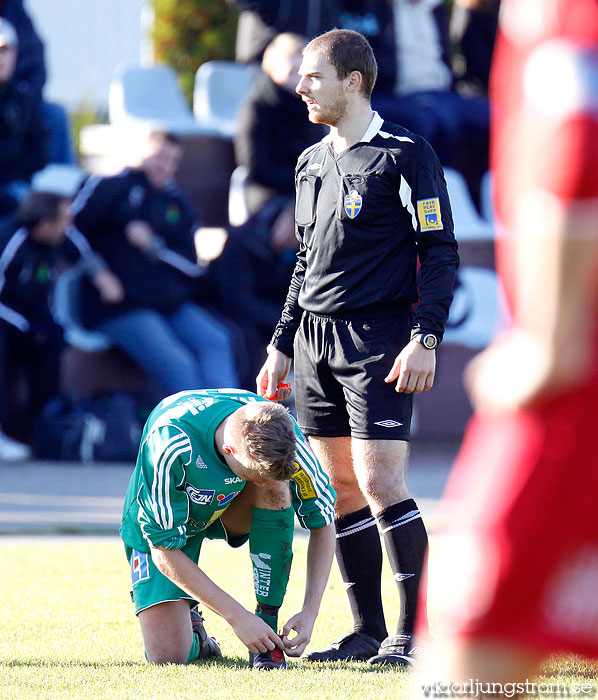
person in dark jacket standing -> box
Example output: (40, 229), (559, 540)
(232, 0), (343, 64)
(235, 32), (325, 216)
(257, 29), (459, 666)
(0, 0), (45, 93)
(0, 2), (74, 164)
(71, 131), (239, 399)
(0, 18), (47, 217)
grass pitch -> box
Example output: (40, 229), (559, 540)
(0, 536), (596, 700)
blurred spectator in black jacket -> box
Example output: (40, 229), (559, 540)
(207, 197), (298, 382)
(231, 0), (343, 64)
(0, 191), (98, 447)
(0, 1), (75, 164)
(450, 0), (501, 96)
(338, 0), (397, 95)
(71, 131), (240, 400)
(0, 18), (48, 218)
(0, 0), (45, 92)
(235, 32), (325, 216)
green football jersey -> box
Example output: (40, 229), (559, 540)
(120, 389), (336, 553)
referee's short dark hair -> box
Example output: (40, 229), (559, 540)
(305, 29), (378, 97)
(17, 191), (67, 229)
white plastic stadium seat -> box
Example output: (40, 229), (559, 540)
(443, 167), (495, 241)
(53, 269), (111, 352)
(109, 64), (203, 134)
(193, 61), (257, 138)
(443, 266), (502, 350)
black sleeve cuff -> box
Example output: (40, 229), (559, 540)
(269, 333), (295, 358)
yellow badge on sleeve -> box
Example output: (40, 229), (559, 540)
(292, 464), (317, 499)
(417, 197), (443, 231)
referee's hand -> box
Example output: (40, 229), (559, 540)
(257, 347), (292, 401)
(385, 340), (436, 393)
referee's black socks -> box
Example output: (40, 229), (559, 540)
(376, 498), (428, 637)
(335, 506), (387, 642)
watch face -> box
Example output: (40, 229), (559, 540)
(423, 334), (437, 349)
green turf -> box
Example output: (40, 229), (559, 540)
(0, 536), (596, 699)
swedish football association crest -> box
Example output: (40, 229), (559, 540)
(344, 189), (362, 219)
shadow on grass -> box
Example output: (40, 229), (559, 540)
(210, 656), (411, 674)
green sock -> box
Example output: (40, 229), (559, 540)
(250, 506), (294, 632)
(186, 633), (201, 664)
(144, 634), (201, 664)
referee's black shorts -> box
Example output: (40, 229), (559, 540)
(294, 309), (414, 441)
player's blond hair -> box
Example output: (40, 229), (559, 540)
(229, 402), (296, 481)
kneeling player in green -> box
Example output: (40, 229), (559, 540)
(120, 388), (336, 668)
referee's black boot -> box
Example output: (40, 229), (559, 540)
(367, 634), (420, 667)
(303, 631), (381, 662)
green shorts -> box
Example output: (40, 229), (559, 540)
(126, 519), (249, 614)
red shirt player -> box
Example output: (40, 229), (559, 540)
(418, 0), (598, 690)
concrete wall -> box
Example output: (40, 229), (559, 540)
(25, 0), (151, 110)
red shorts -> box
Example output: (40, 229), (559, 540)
(425, 377), (598, 659)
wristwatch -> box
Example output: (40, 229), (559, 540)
(413, 333), (438, 350)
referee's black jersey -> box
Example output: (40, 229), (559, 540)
(271, 112), (459, 357)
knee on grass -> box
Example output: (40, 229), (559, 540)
(145, 642), (194, 665)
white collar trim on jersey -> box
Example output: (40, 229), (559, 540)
(360, 111), (384, 143)
(322, 111), (384, 145)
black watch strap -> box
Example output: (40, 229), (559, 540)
(411, 332), (439, 349)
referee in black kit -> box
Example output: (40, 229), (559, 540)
(257, 29), (459, 666)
